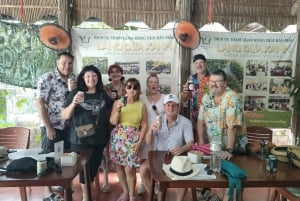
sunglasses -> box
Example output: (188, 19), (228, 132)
(204, 165), (214, 175)
(126, 84), (138, 90)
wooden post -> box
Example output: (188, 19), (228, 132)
(177, 0), (194, 117)
(291, 1), (300, 145)
(57, 0), (72, 32)
(177, 0), (195, 88)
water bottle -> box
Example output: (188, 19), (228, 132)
(210, 142), (222, 172)
(210, 131), (222, 172)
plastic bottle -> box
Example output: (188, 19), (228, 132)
(210, 131), (222, 172)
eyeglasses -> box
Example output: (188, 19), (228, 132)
(126, 84), (138, 90)
(209, 80), (224, 84)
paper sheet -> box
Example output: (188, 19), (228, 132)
(8, 147), (56, 161)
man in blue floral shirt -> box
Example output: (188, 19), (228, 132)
(36, 51), (75, 201)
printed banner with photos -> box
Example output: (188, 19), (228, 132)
(71, 28), (180, 95)
(72, 28), (297, 128)
(193, 31), (297, 128)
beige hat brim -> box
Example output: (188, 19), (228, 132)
(163, 163), (200, 179)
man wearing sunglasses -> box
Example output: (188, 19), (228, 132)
(197, 69), (243, 201)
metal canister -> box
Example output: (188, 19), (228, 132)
(121, 96), (127, 106)
(266, 154), (277, 172)
(188, 79), (194, 91)
(67, 78), (73, 91)
(68, 73), (76, 91)
(111, 89), (118, 101)
(37, 159), (47, 176)
(77, 91), (84, 103)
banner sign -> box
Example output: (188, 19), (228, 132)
(71, 28), (180, 94)
(72, 28), (297, 128)
(194, 31), (297, 128)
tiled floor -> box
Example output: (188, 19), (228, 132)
(0, 172), (272, 201)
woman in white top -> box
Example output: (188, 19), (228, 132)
(138, 72), (165, 195)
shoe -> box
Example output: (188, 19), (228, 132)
(43, 193), (64, 201)
(43, 194), (56, 201)
(102, 184), (112, 193)
(129, 196), (137, 201)
(197, 188), (211, 201)
(117, 193), (129, 201)
(52, 186), (64, 193)
(137, 184), (145, 195)
(53, 194), (64, 201)
(207, 193), (220, 201)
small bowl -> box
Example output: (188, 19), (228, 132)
(188, 150), (203, 163)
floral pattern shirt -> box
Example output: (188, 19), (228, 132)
(182, 74), (210, 123)
(36, 69), (68, 130)
(198, 87), (242, 145)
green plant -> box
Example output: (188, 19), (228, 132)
(0, 89), (28, 128)
(0, 89), (8, 121)
(0, 90), (14, 128)
(285, 78), (300, 116)
(285, 78), (300, 145)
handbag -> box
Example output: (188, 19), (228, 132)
(3, 157), (37, 174)
(74, 106), (101, 139)
(75, 123), (96, 138)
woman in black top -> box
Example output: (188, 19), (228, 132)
(61, 65), (111, 201)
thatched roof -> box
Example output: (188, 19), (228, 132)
(0, 0), (298, 31)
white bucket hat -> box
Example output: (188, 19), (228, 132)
(164, 156), (200, 179)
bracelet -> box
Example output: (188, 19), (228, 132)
(225, 148), (233, 154)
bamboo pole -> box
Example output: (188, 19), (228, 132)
(178, 0), (193, 93)
(57, 0), (71, 32)
(292, 1), (300, 145)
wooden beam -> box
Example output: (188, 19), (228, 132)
(178, 0), (193, 97)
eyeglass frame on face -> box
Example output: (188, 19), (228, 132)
(126, 84), (138, 90)
(209, 80), (224, 84)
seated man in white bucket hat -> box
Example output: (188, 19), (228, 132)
(144, 94), (194, 201)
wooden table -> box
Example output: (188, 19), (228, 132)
(148, 151), (300, 201)
(0, 149), (92, 201)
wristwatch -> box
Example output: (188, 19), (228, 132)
(225, 148), (233, 154)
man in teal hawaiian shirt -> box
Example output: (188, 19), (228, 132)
(197, 69), (242, 159)
(197, 69), (243, 201)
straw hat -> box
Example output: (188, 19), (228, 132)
(164, 156), (200, 179)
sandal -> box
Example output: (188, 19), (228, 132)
(197, 188), (211, 201)
(102, 184), (112, 193)
(43, 194), (56, 201)
(137, 184), (145, 195)
(43, 193), (64, 201)
(117, 193), (129, 201)
(129, 196), (137, 201)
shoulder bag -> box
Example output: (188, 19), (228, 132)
(75, 107), (101, 139)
